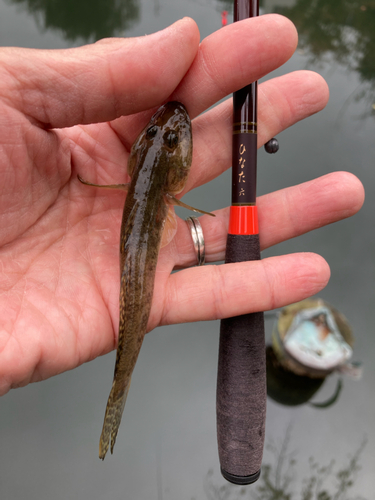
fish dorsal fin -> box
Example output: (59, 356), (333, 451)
(160, 206), (178, 248)
(165, 193), (215, 217)
(120, 201), (139, 249)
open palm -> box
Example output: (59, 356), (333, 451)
(0, 16), (364, 395)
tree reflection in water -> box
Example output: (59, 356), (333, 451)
(275, 0), (375, 118)
(203, 428), (367, 500)
(6, 0), (139, 42)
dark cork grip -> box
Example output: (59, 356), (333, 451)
(217, 233), (266, 483)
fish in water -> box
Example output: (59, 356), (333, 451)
(78, 102), (214, 460)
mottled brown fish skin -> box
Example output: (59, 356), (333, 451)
(99, 102), (193, 459)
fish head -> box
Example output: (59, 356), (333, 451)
(128, 102), (193, 193)
(152, 101), (193, 195)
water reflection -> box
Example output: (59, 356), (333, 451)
(204, 430), (368, 500)
(217, 0), (233, 11)
(6, 0), (140, 41)
(267, 345), (331, 406)
(266, 299), (361, 407)
(273, 0), (375, 116)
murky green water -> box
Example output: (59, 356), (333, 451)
(0, 0), (374, 498)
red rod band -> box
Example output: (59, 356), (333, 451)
(228, 205), (259, 235)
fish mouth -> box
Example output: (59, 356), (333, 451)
(151, 101), (190, 127)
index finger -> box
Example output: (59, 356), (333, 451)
(0, 18), (200, 129)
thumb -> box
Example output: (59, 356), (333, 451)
(0, 17), (200, 129)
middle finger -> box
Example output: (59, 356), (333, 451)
(112, 15), (298, 147)
(184, 70), (329, 194)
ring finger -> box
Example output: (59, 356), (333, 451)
(172, 171), (364, 268)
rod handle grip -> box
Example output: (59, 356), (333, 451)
(217, 233), (266, 484)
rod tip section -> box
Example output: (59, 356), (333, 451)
(220, 467), (261, 485)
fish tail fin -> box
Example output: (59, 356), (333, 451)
(99, 377), (131, 460)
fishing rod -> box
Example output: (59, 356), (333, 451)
(216, 0), (278, 485)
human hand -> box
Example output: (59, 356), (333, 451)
(0, 16), (364, 395)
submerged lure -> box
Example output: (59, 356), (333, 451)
(78, 102), (214, 460)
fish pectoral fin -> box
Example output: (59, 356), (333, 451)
(160, 206), (178, 248)
(78, 175), (130, 192)
(165, 193), (216, 217)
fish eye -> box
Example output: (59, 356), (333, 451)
(146, 126), (158, 139)
(163, 131), (179, 149)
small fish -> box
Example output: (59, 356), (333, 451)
(78, 102), (214, 460)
